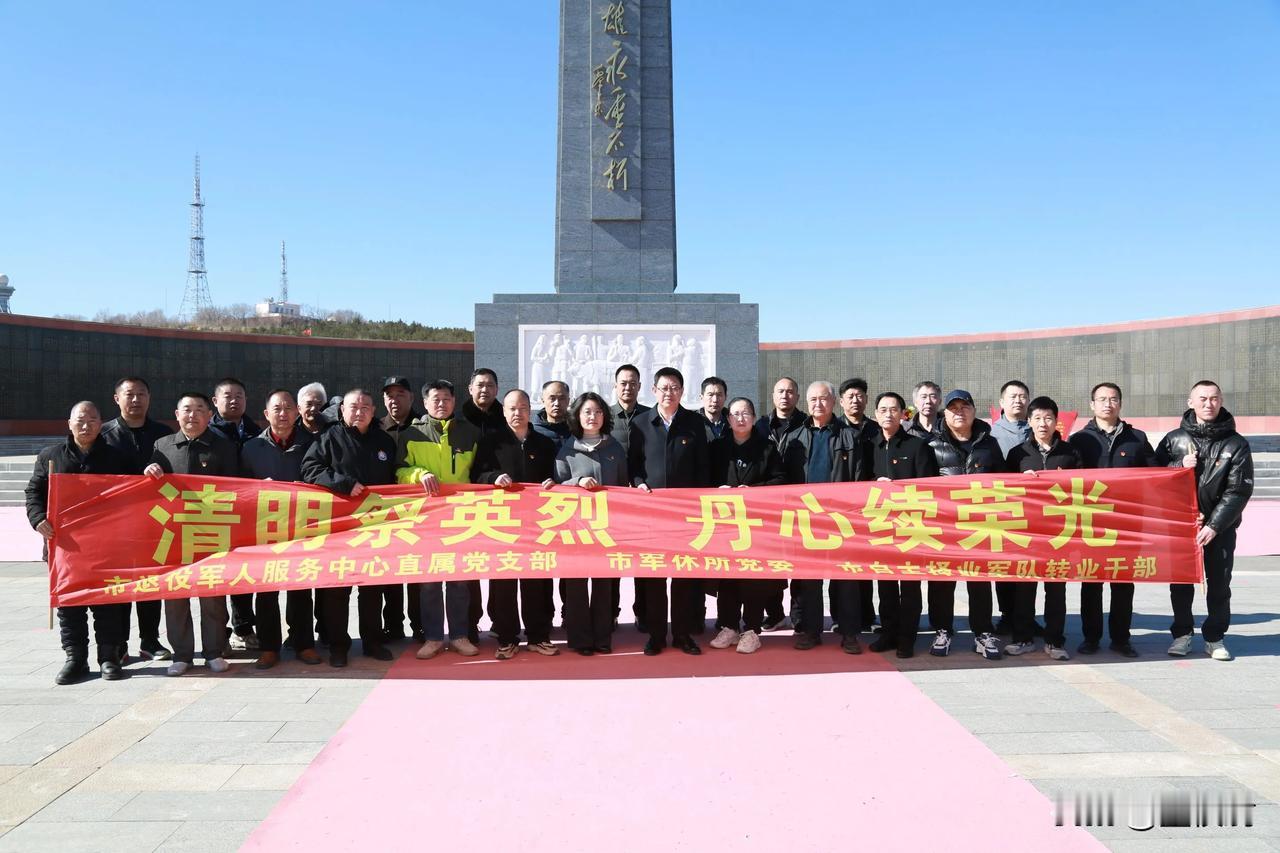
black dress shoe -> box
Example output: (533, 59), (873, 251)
(55, 659), (90, 685)
(1110, 642), (1139, 658)
(894, 646), (914, 659)
(842, 637), (863, 655)
(576, 647), (595, 656)
(794, 634), (819, 651)
(100, 660), (129, 681)
(329, 650), (349, 668)
(363, 644), (395, 662)
(1077, 640), (1100, 655)
(594, 643), (613, 654)
(676, 637), (701, 656)
(869, 637), (897, 653)
(643, 639), (663, 656)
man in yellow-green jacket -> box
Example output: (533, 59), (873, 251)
(396, 379), (483, 656)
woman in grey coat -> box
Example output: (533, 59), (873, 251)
(555, 392), (628, 654)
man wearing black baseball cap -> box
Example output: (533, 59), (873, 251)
(379, 375), (422, 642)
(924, 388), (1008, 661)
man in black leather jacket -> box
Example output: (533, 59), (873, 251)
(925, 390), (1007, 661)
(1155, 380), (1253, 661)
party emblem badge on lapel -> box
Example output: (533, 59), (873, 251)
(377, 451), (388, 462)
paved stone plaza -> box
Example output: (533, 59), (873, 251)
(0, 555), (1277, 851)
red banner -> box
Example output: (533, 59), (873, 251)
(47, 469), (1203, 607)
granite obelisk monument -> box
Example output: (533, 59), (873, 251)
(475, 0), (759, 407)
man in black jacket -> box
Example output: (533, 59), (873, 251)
(210, 377), (262, 651)
(1155, 380), (1253, 661)
(145, 392), (240, 676)
(27, 402), (132, 684)
(300, 388), (398, 668)
(925, 390), (1006, 661)
(866, 392), (939, 658)
(378, 375), (421, 642)
(100, 376), (173, 663)
(471, 389), (559, 659)
(461, 368), (507, 436)
(753, 376), (805, 632)
(610, 364), (650, 629)
(837, 377), (880, 632)
(241, 389), (321, 669)
(905, 381), (942, 440)
(532, 380), (573, 450)
(629, 367), (710, 655)
(783, 381), (872, 654)
(1068, 382), (1153, 658)
(1005, 396), (1082, 661)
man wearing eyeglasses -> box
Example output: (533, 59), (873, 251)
(629, 367), (711, 656)
(1068, 382), (1153, 658)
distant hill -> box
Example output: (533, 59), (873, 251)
(54, 306), (474, 343)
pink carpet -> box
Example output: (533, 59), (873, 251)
(0, 507), (45, 562)
(244, 635), (1101, 851)
(1236, 500), (1280, 556)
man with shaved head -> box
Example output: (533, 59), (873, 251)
(27, 402), (132, 684)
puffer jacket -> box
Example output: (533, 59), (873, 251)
(927, 418), (1006, 475)
(1155, 408), (1253, 532)
(395, 415), (480, 485)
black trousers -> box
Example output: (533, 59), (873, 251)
(489, 578), (554, 645)
(764, 583), (785, 625)
(877, 580), (922, 646)
(1171, 528), (1235, 643)
(1080, 582), (1134, 645)
(381, 583), (424, 632)
(716, 580), (782, 634)
(995, 581), (1016, 620)
(927, 581), (994, 636)
(229, 592), (256, 635)
(256, 589), (316, 653)
(562, 578), (614, 650)
(467, 579), (483, 637)
(1013, 583), (1065, 646)
(319, 585), (383, 653)
(59, 604), (127, 663)
(636, 577), (698, 645)
(119, 599), (162, 650)
(795, 579), (860, 639)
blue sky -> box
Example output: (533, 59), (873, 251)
(2, 1), (1278, 341)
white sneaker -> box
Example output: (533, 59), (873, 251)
(929, 630), (951, 657)
(974, 633), (1003, 660)
(710, 627), (740, 649)
(1004, 641), (1035, 656)
(1205, 640), (1233, 661)
(207, 657), (230, 673)
(1168, 634), (1193, 656)
(736, 630), (762, 654)
(166, 661), (190, 677)
(1045, 644), (1070, 661)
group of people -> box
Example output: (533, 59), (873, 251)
(27, 364), (1253, 686)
